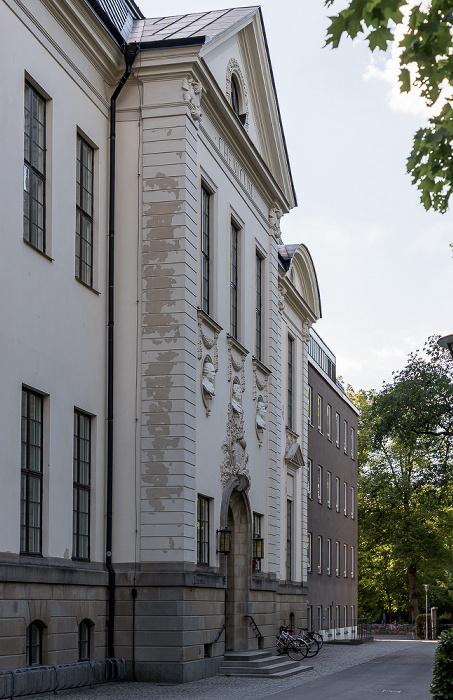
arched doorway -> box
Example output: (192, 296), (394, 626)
(222, 479), (251, 651)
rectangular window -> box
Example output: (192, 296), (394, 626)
(230, 221), (239, 338)
(344, 605), (348, 627)
(335, 541), (340, 577)
(201, 186), (210, 314)
(317, 395), (323, 433)
(344, 420), (348, 454)
(351, 605), (355, 627)
(73, 410), (91, 560)
(317, 465), (322, 503)
(351, 545), (355, 578)
(317, 535), (322, 574)
(335, 412), (340, 447)
(308, 385), (313, 424)
(344, 543), (348, 577)
(327, 538), (332, 575)
(326, 404), (332, 440)
(286, 499), (292, 580)
(21, 388), (43, 555)
(255, 252), (262, 360)
(253, 512), (262, 572)
(307, 459), (313, 499)
(307, 532), (312, 573)
(336, 605), (340, 629)
(317, 606), (323, 629)
(351, 486), (355, 519)
(76, 135), (94, 286)
(197, 495), (210, 565)
(287, 337), (293, 430)
(326, 471), (332, 508)
(344, 482), (348, 516)
(307, 605), (312, 631)
(24, 82), (46, 252)
(335, 476), (340, 513)
(327, 605), (332, 630)
(351, 426), (355, 459)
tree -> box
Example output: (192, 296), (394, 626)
(324, 0), (453, 213)
(355, 336), (453, 621)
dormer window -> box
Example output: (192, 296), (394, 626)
(230, 74), (246, 125)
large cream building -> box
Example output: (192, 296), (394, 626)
(1, 0), (324, 682)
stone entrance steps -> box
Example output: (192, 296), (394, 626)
(218, 649), (313, 678)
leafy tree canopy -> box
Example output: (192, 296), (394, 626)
(324, 0), (453, 212)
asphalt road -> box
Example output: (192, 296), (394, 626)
(261, 641), (437, 699)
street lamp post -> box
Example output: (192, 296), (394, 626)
(423, 584), (430, 640)
(438, 335), (453, 360)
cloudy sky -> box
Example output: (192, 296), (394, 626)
(139, 0), (453, 391)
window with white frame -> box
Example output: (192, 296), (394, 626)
(351, 605), (355, 627)
(351, 545), (355, 578)
(317, 465), (322, 503)
(230, 221), (239, 338)
(307, 532), (312, 573)
(200, 185), (211, 314)
(286, 498), (293, 580)
(335, 605), (340, 629)
(21, 388), (43, 555)
(326, 471), (332, 508)
(307, 459), (313, 499)
(76, 134), (94, 286)
(351, 426), (355, 459)
(344, 605), (348, 627)
(24, 82), (46, 253)
(326, 403), (332, 440)
(335, 476), (340, 512)
(317, 395), (323, 433)
(335, 412), (340, 447)
(335, 541), (340, 576)
(343, 420), (348, 454)
(351, 486), (355, 519)
(327, 605), (332, 630)
(343, 481), (348, 516)
(255, 251), (262, 360)
(343, 543), (348, 577)
(317, 535), (322, 574)
(327, 538), (332, 575)
(308, 384), (313, 424)
(73, 410), (91, 561)
(287, 336), (294, 430)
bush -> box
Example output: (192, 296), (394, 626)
(431, 629), (453, 698)
(416, 613), (432, 639)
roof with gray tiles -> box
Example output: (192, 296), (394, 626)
(129, 7), (259, 45)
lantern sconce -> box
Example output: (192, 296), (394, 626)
(217, 527), (232, 554)
(252, 536), (264, 560)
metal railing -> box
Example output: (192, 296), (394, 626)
(354, 618), (373, 642)
(0, 657), (125, 698)
(244, 615), (263, 640)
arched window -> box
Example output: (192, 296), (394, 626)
(230, 74), (240, 117)
(78, 619), (92, 661)
(26, 621), (43, 666)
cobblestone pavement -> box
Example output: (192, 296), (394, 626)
(31, 639), (436, 700)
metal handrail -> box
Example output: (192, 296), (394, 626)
(244, 614), (263, 639)
(213, 617), (229, 644)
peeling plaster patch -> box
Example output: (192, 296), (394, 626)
(144, 175), (181, 197)
(169, 537), (175, 550)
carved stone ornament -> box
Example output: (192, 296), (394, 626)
(225, 58), (249, 131)
(285, 426), (300, 454)
(227, 335), (248, 384)
(278, 282), (287, 315)
(252, 358), (270, 402)
(221, 405), (250, 488)
(197, 311), (221, 370)
(182, 76), (203, 126)
(302, 319), (311, 345)
(201, 354), (216, 416)
(269, 204), (283, 239)
(255, 395), (267, 446)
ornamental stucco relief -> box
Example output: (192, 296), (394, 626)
(225, 58), (249, 131)
(182, 76), (203, 126)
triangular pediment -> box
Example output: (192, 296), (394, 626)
(199, 8), (296, 209)
(285, 442), (304, 469)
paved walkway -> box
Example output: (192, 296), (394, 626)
(33, 639), (437, 700)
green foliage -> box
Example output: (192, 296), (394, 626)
(415, 613), (432, 639)
(430, 629), (453, 698)
(324, 0), (453, 212)
(354, 336), (453, 620)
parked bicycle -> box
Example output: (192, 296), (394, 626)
(290, 627), (322, 657)
(276, 626), (309, 660)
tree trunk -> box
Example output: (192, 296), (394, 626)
(408, 563), (419, 622)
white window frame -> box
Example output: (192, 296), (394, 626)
(351, 486), (355, 519)
(335, 412), (340, 447)
(317, 465), (322, 503)
(335, 476), (340, 513)
(326, 403), (332, 440)
(343, 481), (348, 516)
(317, 535), (322, 574)
(317, 395), (323, 433)
(351, 545), (355, 578)
(307, 459), (313, 499)
(343, 420), (348, 454)
(343, 543), (348, 578)
(327, 538), (332, 576)
(335, 540), (340, 577)
(308, 385), (313, 424)
(351, 426), (355, 459)
(307, 532), (312, 573)
(326, 471), (332, 508)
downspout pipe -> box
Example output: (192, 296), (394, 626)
(107, 42), (139, 659)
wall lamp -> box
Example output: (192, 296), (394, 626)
(217, 527), (232, 554)
(252, 536), (264, 560)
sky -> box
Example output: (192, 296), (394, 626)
(139, 0), (453, 391)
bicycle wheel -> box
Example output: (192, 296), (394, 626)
(287, 639), (308, 661)
(304, 636), (320, 657)
(310, 632), (323, 648)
